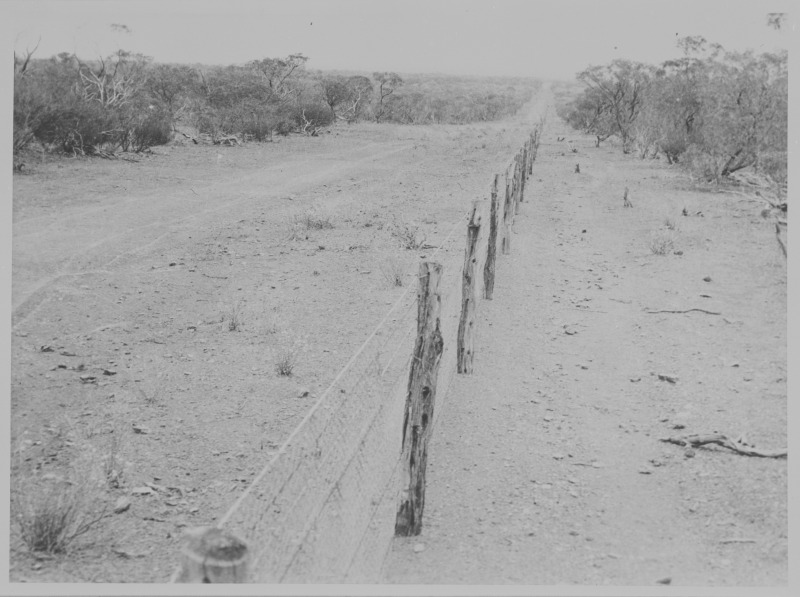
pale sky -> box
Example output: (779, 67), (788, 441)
(5, 0), (794, 79)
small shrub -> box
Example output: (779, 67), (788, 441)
(126, 111), (173, 152)
(302, 210), (335, 230)
(391, 219), (426, 250)
(286, 209), (334, 239)
(663, 217), (678, 231)
(649, 230), (675, 255)
(274, 335), (302, 376)
(226, 300), (244, 332)
(379, 256), (406, 287)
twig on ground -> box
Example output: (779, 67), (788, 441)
(719, 538), (757, 544)
(660, 433), (787, 458)
(645, 308), (721, 315)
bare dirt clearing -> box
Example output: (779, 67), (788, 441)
(10, 104), (542, 582)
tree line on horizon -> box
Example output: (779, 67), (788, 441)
(13, 47), (540, 159)
(556, 32), (787, 185)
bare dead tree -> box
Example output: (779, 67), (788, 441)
(13, 37), (40, 76)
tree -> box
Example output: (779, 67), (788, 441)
(577, 60), (653, 153)
(248, 53), (308, 103)
(144, 63), (199, 117)
(318, 75), (350, 119)
(688, 49), (787, 181)
(75, 50), (151, 108)
(373, 72), (403, 122)
(341, 75), (373, 122)
(560, 85), (617, 147)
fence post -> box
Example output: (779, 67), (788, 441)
(529, 133), (535, 173)
(519, 146), (528, 204)
(514, 154), (523, 215)
(457, 201), (481, 374)
(395, 261), (444, 537)
(483, 174), (500, 300)
(177, 527), (249, 583)
(501, 169), (512, 255)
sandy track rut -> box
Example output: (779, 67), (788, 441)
(12, 141), (409, 326)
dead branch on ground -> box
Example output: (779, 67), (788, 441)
(645, 308), (721, 315)
(660, 433), (787, 459)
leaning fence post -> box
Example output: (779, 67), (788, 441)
(395, 261), (444, 537)
(177, 527), (249, 583)
(483, 175), (500, 300)
(457, 201), (481, 374)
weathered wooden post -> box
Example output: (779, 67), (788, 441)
(457, 201), (481, 374)
(514, 154), (523, 215)
(519, 146), (528, 204)
(483, 174), (500, 300)
(177, 526), (249, 583)
(528, 136), (534, 174)
(395, 261), (444, 537)
(501, 169), (513, 255)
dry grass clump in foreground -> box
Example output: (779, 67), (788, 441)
(12, 442), (112, 554)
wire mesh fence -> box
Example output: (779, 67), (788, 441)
(172, 128), (541, 583)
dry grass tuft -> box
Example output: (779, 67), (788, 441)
(649, 229), (676, 255)
(379, 256), (407, 287)
(225, 299), (245, 332)
(274, 334), (303, 376)
(663, 216), (679, 231)
(12, 443), (111, 554)
(391, 219), (426, 250)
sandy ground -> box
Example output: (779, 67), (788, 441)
(382, 116), (787, 586)
(9, 90), (786, 587)
(10, 97), (540, 582)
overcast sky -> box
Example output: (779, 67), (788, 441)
(5, 0), (793, 79)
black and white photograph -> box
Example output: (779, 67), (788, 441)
(4, 0), (792, 593)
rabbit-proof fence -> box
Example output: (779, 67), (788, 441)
(172, 127), (542, 583)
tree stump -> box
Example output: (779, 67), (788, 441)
(177, 526), (249, 583)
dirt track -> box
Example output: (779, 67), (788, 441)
(10, 91), (786, 585)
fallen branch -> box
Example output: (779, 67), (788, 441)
(213, 135), (241, 146)
(645, 308), (721, 315)
(179, 131), (199, 144)
(719, 538), (757, 544)
(660, 433), (787, 459)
